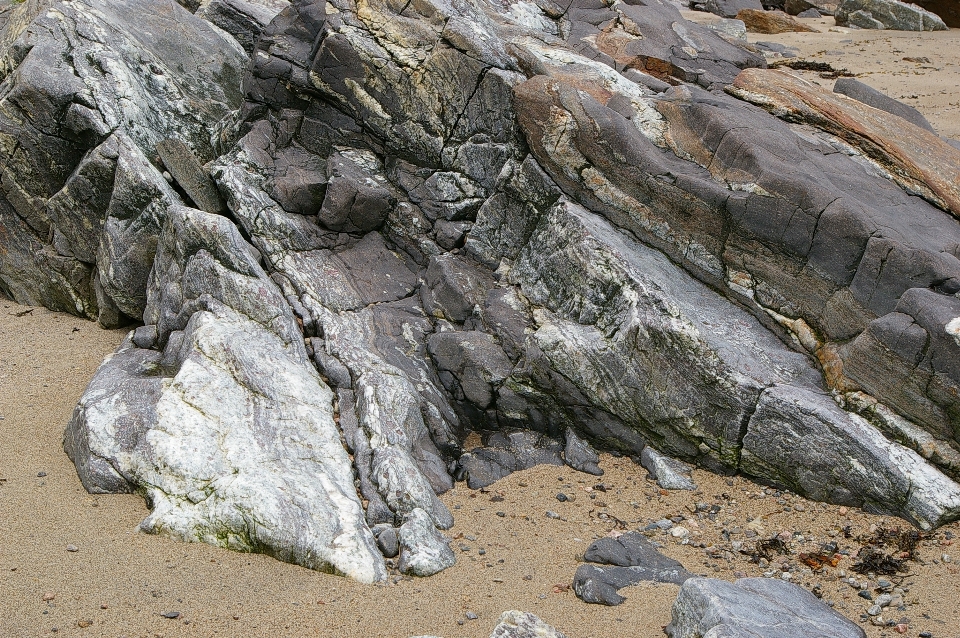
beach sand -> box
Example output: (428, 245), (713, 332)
(3, 22), (960, 638)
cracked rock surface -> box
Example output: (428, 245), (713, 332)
(2, 0), (960, 578)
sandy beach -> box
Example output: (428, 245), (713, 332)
(3, 20), (960, 638)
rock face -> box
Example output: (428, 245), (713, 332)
(0, 0), (246, 325)
(834, 0), (948, 29)
(1, 0), (959, 579)
(667, 577), (867, 638)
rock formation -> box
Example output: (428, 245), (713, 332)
(2, 0), (960, 580)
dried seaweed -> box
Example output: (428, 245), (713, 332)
(770, 59), (855, 79)
(859, 526), (925, 556)
(852, 546), (907, 575)
(755, 536), (790, 561)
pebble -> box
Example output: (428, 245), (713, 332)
(556, 493), (568, 502)
(867, 604), (881, 616)
(496, 512), (505, 517)
(37, 471), (47, 478)
(857, 590), (872, 600)
(161, 611), (180, 619)
(919, 632), (933, 637)
(65, 545), (78, 553)
(545, 511), (560, 519)
(942, 554), (952, 563)
(77, 620), (93, 628)
(466, 612), (478, 620)
(670, 526), (689, 538)
(42, 592), (55, 601)
(875, 593), (892, 607)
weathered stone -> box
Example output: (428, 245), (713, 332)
(736, 8), (820, 32)
(458, 431), (565, 489)
(835, 0), (947, 29)
(667, 577), (867, 638)
(66, 206), (385, 583)
(489, 611), (567, 638)
(702, 0), (764, 19)
(0, 0), (245, 319)
(742, 385), (960, 529)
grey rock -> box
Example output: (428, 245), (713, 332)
(797, 7), (823, 17)
(397, 508), (456, 577)
(640, 447), (698, 491)
(489, 611), (567, 638)
(741, 385), (960, 529)
(376, 526), (400, 558)
(666, 577), (867, 637)
(564, 428), (603, 476)
(834, 78), (936, 133)
(835, 0), (947, 29)
(458, 431), (565, 489)
(574, 531), (694, 605)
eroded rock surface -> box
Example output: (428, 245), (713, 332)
(0, 0), (957, 579)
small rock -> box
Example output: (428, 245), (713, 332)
(670, 526), (690, 538)
(867, 604), (881, 615)
(65, 545), (78, 553)
(546, 511), (560, 519)
(942, 554), (952, 563)
(37, 472), (47, 477)
(556, 493), (568, 502)
(77, 620), (93, 628)
(160, 611), (180, 619)
(42, 592), (55, 601)
(466, 611), (478, 620)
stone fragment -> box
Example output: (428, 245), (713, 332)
(834, 0), (947, 29)
(666, 577), (867, 637)
(376, 526), (400, 559)
(489, 611), (567, 638)
(736, 8), (820, 32)
(397, 508), (456, 577)
(564, 428), (603, 476)
(703, 18), (749, 40)
(640, 447), (698, 491)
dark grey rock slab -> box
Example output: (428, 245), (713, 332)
(157, 138), (226, 214)
(573, 531), (694, 605)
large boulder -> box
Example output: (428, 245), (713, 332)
(65, 206), (386, 582)
(834, 0), (948, 29)
(667, 577), (867, 637)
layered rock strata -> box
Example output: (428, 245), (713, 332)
(0, 0), (959, 577)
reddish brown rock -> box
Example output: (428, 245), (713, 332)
(735, 8), (820, 32)
(728, 68), (960, 218)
